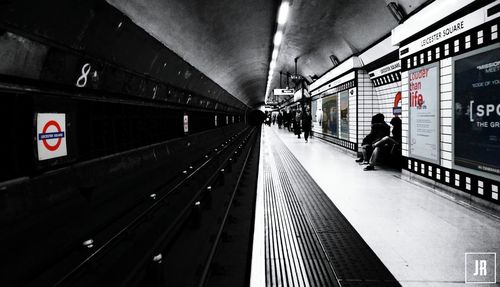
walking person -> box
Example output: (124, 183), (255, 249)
(302, 107), (312, 142)
(294, 110), (302, 139)
(289, 111), (294, 132)
(277, 111), (283, 129)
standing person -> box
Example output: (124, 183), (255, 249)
(277, 111), (283, 129)
(272, 114), (276, 125)
(289, 111), (294, 132)
(318, 108), (323, 127)
(302, 107), (312, 142)
(282, 111), (288, 130)
(294, 110), (302, 139)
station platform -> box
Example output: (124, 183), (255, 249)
(251, 125), (500, 287)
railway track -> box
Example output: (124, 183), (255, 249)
(40, 127), (260, 287)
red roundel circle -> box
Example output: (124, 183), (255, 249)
(42, 120), (63, 151)
(393, 91), (402, 108)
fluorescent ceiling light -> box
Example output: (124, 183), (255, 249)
(272, 48), (278, 60)
(277, 2), (290, 25)
(273, 31), (283, 46)
(270, 61), (276, 70)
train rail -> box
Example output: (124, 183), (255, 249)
(44, 127), (258, 287)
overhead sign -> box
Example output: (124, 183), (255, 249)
(399, 2), (500, 57)
(311, 71), (355, 97)
(409, 63), (440, 163)
(273, 89), (295, 96)
(293, 90), (302, 102)
(454, 44), (500, 178)
(183, 114), (189, 133)
(369, 60), (401, 79)
(37, 113), (67, 161)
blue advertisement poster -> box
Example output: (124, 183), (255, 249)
(454, 44), (500, 178)
(322, 94), (338, 137)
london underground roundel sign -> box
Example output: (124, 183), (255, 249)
(37, 113), (67, 160)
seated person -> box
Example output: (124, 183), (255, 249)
(364, 116), (402, 171)
(355, 113), (390, 164)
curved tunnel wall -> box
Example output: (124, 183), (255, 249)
(0, 0), (246, 110)
(0, 0), (249, 182)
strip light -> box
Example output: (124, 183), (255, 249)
(273, 31), (283, 46)
(277, 2), (290, 25)
(264, 1), (290, 105)
(272, 49), (278, 60)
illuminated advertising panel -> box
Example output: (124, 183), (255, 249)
(322, 94), (338, 137)
(340, 90), (349, 140)
(409, 63), (440, 163)
(311, 99), (317, 124)
(454, 44), (500, 179)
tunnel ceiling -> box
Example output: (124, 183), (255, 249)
(107, 0), (429, 107)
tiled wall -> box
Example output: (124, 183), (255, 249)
(373, 81), (401, 121)
(348, 87), (357, 144)
(401, 71), (409, 157)
(356, 70), (376, 148)
(439, 58), (453, 169)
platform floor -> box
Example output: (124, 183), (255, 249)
(252, 125), (500, 287)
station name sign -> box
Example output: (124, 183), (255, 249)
(311, 71), (355, 97)
(400, 2), (500, 57)
(369, 60), (401, 79)
(37, 113), (67, 161)
(273, 89), (295, 96)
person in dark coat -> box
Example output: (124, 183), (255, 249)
(283, 111), (289, 131)
(355, 113), (390, 164)
(277, 111), (283, 128)
(282, 111), (286, 128)
(302, 107), (312, 142)
(363, 116), (401, 170)
(293, 111), (302, 138)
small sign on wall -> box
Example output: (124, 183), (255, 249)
(393, 91), (402, 116)
(36, 113), (67, 161)
(215, 115), (218, 127)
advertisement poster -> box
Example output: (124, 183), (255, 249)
(454, 44), (500, 178)
(409, 63), (440, 163)
(340, 90), (349, 140)
(322, 94), (338, 137)
(315, 98), (322, 126)
(311, 99), (317, 125)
